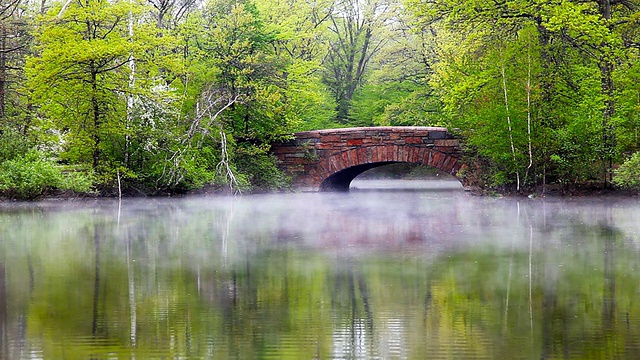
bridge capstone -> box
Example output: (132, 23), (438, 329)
(271, 126), (465, 191)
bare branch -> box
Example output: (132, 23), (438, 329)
(57, 0), (74, 18)
(0, 0), (20, 20)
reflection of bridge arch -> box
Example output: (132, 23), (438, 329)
(271, 127), (466, 191)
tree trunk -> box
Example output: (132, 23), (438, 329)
(598, 0), (616, 186)
(500, 46), (520, 191)
(126, 6), (136, 166)
(0, 254), (7, 360)
(91, 224), (102, 337)
(536, 21), (556, 193)
(91, 68), (101, 170)
(0, 23), (6, 121)
(602, 226), (616, 332)
(600, 59), (616, 185)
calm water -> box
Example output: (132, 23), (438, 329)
(1, 180), (640, 359)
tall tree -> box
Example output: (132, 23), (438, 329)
(256, 0), (338, 130)
(405, 0), (640, 190)
(195, 0), (288, 139)
(257, 0), (333, 61)
(147, 0), (197, 29)
(323, 0), (391, 122)
(0, 0), (25, 124)
(349, 10), (440, 127)
(543, 0), (640, 184)
(26, 0), (157, 175)
(150, 0), (295, 191)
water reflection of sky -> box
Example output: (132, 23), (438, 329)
(351, 178), (464, 191)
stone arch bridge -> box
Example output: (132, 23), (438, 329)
(271, 126), (466, 191)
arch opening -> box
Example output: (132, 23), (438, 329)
(351, 163), (464, 191)
(320, 162), (465, 192)
(319, 162), (400, 191)
(356, 163), (458, 181)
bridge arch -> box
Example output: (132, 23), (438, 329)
(271, 126), (466, 191)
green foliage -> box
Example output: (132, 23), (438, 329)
(350, 81), (442, 127)
(0, 130), (94, 199)
(398, 0), (640, 190)
(62, 169), (96, 195)
(284, 60), (338, 131)
(321, 0), (392, 123)
(192, 0), (291, 140)
(613, 152), (640, 190)
(3, 0), (639, 195)
(141, 142), (219, 194)
(430, 25), (539, 188)
(0, 150), (60, 199)
(234, 143), (290, 191)
(613, 60), (640, 157)
(26, 0), (161, 173)
(0, 150), (94, 200)
(0, 128), (31, 162)
(20, 0), (300, 194)
(546, 67), (605, 184)
(350, 83), (392, 127)
(255, 0), (339, 131)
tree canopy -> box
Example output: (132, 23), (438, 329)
(1, 0), (640, 197)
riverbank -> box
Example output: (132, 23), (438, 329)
(2, 179), (637, 202)
(478, 182), (640, 198)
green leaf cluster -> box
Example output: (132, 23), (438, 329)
(4, 0), (640, 195)
(0, 149), (94, 199)
(403, 0), (640, 191)
(613, 152), (640, 190)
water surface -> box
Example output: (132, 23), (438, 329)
(1, 180), (640, 359)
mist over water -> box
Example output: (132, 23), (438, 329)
(1, 180), (640, 359)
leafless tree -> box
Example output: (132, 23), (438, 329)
(0, 0), (20, 21)
(147, 0), (198, 29)
(323, 0), (390, 122)
(161, 86), (243, 192)
(1, 0), (21, 121)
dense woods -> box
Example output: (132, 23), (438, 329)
(1, 0), (640, 198)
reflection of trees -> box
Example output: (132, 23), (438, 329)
(4, 198), (640, 358)
(125, 226), (137, 349)
(0, 244), (6, 359)
(330, 264), (375, 358)
(418, 215), (640, 359)
(540, 261), (565, 359)
(602, 225), (616, 333)
(92, 223), (102, 338)
(537, 220), (625, 359)
(535, 220), (629, 359)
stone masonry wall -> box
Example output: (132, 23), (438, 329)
(271, 126), (464, 190)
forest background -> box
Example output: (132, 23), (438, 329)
(2, 0), (640, 199)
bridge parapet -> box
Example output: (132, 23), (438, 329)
(272, 126), (465, 191)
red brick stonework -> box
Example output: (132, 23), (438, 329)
(271, 126), (466, 191)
